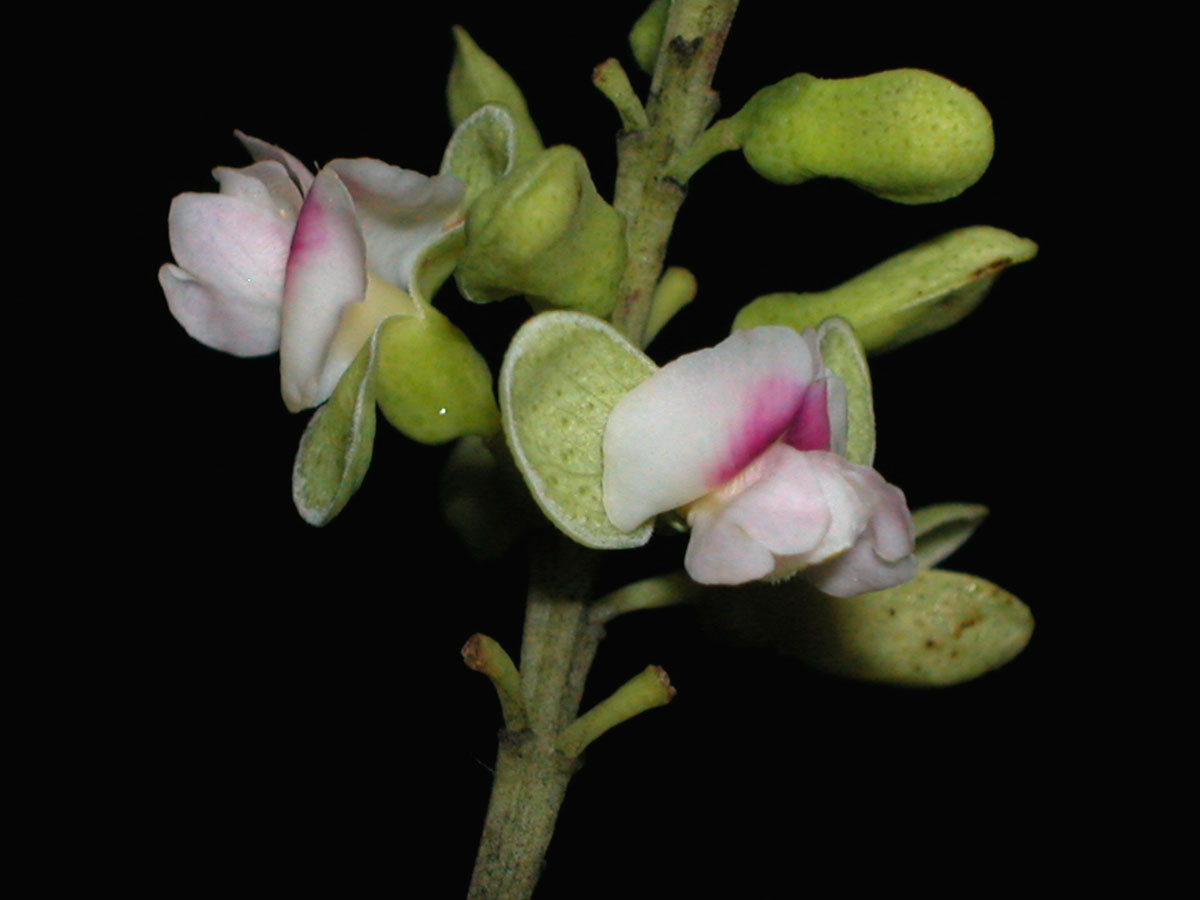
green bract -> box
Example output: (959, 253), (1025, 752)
(447, 26), (544, 165)
(734, 227), (1037, 353)
(455, 145), (627, 317)
(442, 104), (518, 207)
(500, 311), (657, 549)
(292, 333), (379, 527)
(815, 317), (875, 466)
(735, 69), (993, 204)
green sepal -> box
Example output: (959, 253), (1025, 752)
(447, 26), (544, 165)
(499, 311), (658, 549)
(815, 317), (875, 466)
(705, 569), (1033, 687)
(733, 227), (1038, 354)
(912, 503), (989, 570)
(375, 307), (500, 445)
(455, 145), (627, 317)
(441, 104), (517, 207)
(629, 0), (669, 73)
(735, 69), (993, 204)
(292, 333), (379, 526)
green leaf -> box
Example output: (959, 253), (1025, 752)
(815, 317), (875, 466)
(500, 311), (658, 548)
(733, 227), (1038, 354)
(441, 104), (517, 207)
(912, 503), (989, 570)
(292, 335), (378, 526)
(705, 569), (1033, 687)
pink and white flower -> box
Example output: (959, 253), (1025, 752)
(159, 132), (465, 411)
(602, 326), (916, 596)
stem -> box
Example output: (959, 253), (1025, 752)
(467, 532), (603, 900)
(611, 0), (741, 348)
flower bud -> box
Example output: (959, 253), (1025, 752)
(374, 307), (500, 444)
(629, 0), (669, 73)
(735, 69), (993, 204)
(455, 145), (627, 317)
(733, 226), (1037, 353)
(447, 26), (544, 165)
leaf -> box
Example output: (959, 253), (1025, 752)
(912, 503), (989, 570)
(292, 333), (378, 526)
(500, 311), (658, 548)
(816, 316), (875, 466)
(734, 227), (1038, 354)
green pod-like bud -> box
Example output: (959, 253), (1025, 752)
(374, 308), (500, 445)
(455, 145), (627, 317)
(733, 226), (1037, 353)
(735, 69), (993, 204)
(448, 26), (544, 165)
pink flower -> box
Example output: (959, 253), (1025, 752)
(159, 132), (465, 411)
(602, 327), (916, 596)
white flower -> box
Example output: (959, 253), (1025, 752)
(602, 326), (916, 596)
(159, 133), (465, 411)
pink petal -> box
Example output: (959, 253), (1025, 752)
(280, 168), (367, 412)
(235, 130), (315, 194)
(603, 327), (819, 531)
(328, 158), (465, 290)
(162, 188), (295, 355)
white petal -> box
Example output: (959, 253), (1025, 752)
(685, 505), (777, 585)
(603, 327), (819, 531)
(328, 158), (465, 290)
(212, 161), (303, 220)
(803, 464), (916, 597)
(235, 130), (315, 194)
(159, 262), (280, 356)
(280, 168), (367, 412)
(163, 191), (293, 354)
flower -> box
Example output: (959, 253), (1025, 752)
(602, 326), (916, 596)
(159, 132), (466, 411)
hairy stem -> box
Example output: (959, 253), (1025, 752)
(612, 0), (740, 348)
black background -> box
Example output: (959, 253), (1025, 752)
(98, 2), (1113, 895)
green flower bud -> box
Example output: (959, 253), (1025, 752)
(735, 69), (994, 204)
(455, 145), (627, 317)
(375, 308), (500, 444)
(733, 226), (1037, 353)
(448, 26), (544, 164)
(629, 0), (669, 74)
